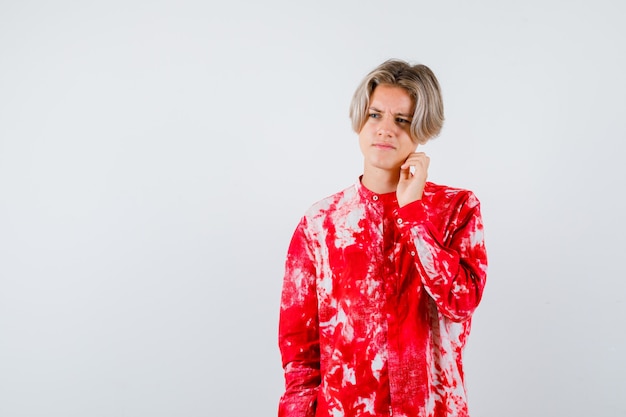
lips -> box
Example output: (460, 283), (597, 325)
(372, 143), (396, 150)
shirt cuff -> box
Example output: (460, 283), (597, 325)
(393, 200), (427, 228)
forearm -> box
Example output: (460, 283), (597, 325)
(395, 198), (488, 321)
(278, 339), (320, 417)
(278, 218), (321, 416)
(278, 303), (321, 416)
(410, 222), (486, 321)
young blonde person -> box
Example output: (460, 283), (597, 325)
(278, 59), (488, 417)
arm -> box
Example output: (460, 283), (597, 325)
(395, 192), (488, 322)
(278, 217), (320, 417)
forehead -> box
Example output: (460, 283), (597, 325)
(370, 84), (415, 112)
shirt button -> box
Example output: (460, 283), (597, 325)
(372, 195), (379, 201)
(396, 218), (403, 224)
(411, 251), (416, 256)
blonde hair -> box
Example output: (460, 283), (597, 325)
(349, 59), (444, 144)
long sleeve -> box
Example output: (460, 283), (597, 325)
(278, 217), (321, 417)
(395, 190), (488, 322)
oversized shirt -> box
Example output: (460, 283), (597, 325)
(278, 179), (488, 417)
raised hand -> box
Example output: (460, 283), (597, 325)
(397, 152), (429, 207)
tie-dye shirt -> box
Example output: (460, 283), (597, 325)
(278, 179), (488, 417)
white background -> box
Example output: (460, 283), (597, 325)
(1, 1), (624, 416)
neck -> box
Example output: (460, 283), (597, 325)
(361, 166), (399, 194)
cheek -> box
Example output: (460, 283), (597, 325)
(401, 138), (418, 154)
(358, 134), (368, 155)
(358, 126), (371, 146)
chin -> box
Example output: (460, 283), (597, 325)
(371, 162), (402, 172)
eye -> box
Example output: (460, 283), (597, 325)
(368, 112), (381, 119)
(396, 117), (411, 124)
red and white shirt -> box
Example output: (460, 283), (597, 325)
(279, 179), (488, 417)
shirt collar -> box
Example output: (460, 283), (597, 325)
(356, 176), (397, 205)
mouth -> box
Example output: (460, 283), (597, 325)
(372, 143), (396, 150)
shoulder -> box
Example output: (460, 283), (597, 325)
(303, 183), (359, 218)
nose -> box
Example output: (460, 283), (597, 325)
(377, 115), (396, 137)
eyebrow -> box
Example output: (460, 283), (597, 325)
(369, 106), (413, 118)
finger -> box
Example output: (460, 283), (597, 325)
(400, 166), (411, 180)
(403, 154), (428, 164)
(407, 152), (427, 160)
(407, 155), (430, 166)
(402, 159), (426, 170)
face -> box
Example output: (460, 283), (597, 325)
(358, 84), (417, 174)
